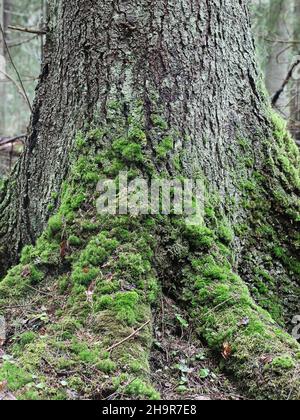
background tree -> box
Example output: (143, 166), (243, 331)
(0, 0), (299, 400)
(0, 0), (43, 178)
(252, 0), (300, 138)
(0, 0), (7, 136)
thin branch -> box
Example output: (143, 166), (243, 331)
(7, 35), (38, 48)
(106, 320), (151, 353)
(0, 135), (26, 147)
(272, 60), (300, 107)
(0, 74), (38, 83)
(7, 25), (46, 36)
(263, 37), (300, 45)
(0, 69), (29, 107)
(0, 23), (33, 113)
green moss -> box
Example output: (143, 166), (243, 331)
(113, 291), (140, 326)
(21, 236), (60, 266)
(117, 252), (151, 281)
(0, 118), (163, 400)
(58, 275), (70, 294)
(78, 349), (99, 363)
(19, 332), (37, 347)
(272, 246), (300, 276)
(75, 132), (86, 150)
(240, 179), (257, 193)
(71, 233), (119, 286)
(48, 214), (63, 236)
(181, 219), (300, 400)
(156, 136), (174, 159)
(217, 224), (234, 244)
(151, 115), (168, 130)
(271, 356), (296, 370)
(112, 136), (145, 164)
(80, 221), (100, 232)
(97, 359), (117, 373)
(0, 264), (44, 300)
(0, 362), (33, 392)
(184, 225), (215, 249)
(68, 235), (82, 247)
(71, 265), (99, 286)
(95, 295), (114, 311)
(125, 379), (160, 400)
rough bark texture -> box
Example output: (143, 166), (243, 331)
(0, 0), (299, 400)
(1, 0), (265, 270)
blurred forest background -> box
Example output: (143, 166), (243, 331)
(0, 0), (299, 178)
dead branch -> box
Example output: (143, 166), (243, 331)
(7, 25), (46, 36)
(0, 23), (33, 113)
(106, 320), (151, 353)
(272, 59), (300, 107)
(7, 35), (38, 48)
(0, 135), (26, 147)
(0, 69), (29, 107)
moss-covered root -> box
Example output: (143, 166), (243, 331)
(0, 218), (160, 400)
(182, 257), (300, 400)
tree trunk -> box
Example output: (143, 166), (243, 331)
(0, 0), (6, 136)
(265, 0), (293, 115)
(290, 0), (300, 127)
(0, 0), (299, 400)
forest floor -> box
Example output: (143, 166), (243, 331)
(150, 297), (246, 400)
(0, 276), (246, 401)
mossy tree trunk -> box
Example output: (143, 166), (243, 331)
(0, 0), (299, 400)
(0, 0), (264, 271)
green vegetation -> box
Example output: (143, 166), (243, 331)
(0, 106), (299, 400)
(156, 136), (174, 159)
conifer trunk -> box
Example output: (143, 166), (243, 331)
(0, 0), (299, 400)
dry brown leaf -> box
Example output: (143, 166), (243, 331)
(0, 381), (7, 393)
(222, 342), (232, 359)
(60, 240), (69, 259)
(260, 355), (273, 365)
(86, 280), (96, 302)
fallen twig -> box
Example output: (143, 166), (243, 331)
(106, 320), (150, 353)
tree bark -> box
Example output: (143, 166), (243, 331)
(0, 0), (266, 270)
(0, 0), (299, 400)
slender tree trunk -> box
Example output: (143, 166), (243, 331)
(0, 0), (299, 400)
(290, 0), (300, 130)
(265, 0), (293, 115)
(0, 0), (6, 135)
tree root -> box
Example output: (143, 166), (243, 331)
(179, 256), (300, 400)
